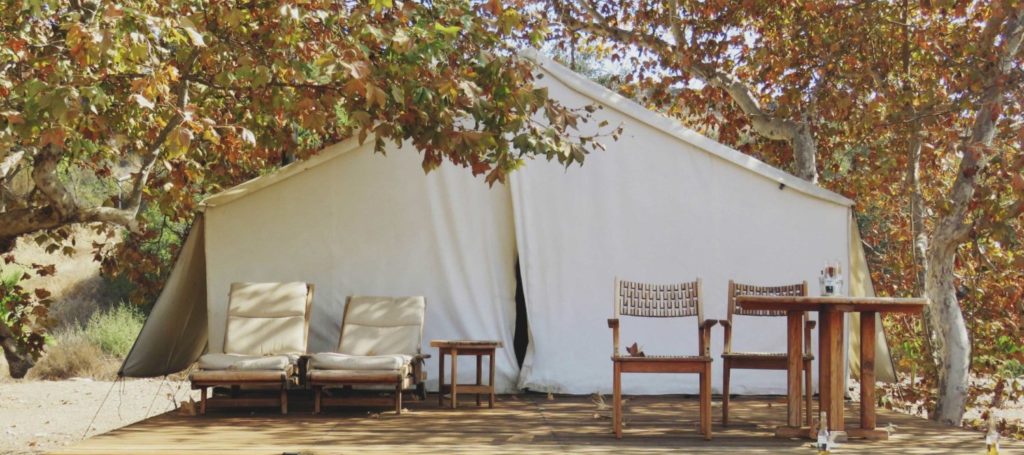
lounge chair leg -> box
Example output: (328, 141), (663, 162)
(280, 385), (288, 415)
(722, 359), (731, 426)
(314, 386), (322, 415)
(416, 382), (426, 401)
(395, 384), (403, 415)
(199, 386), (207, 416)
(612, 361), (622, 439)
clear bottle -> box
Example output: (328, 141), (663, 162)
(817, 411), (831, 454)
(986, 414), (1000, 455)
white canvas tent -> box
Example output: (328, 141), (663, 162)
(121, 51), (894, 394)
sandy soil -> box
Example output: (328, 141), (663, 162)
(0, 377), (196, 455)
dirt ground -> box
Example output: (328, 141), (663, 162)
(0, 377), (196, 455)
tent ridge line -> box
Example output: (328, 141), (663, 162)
(520, 48), (854, 208)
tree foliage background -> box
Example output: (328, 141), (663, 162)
(0, 0), (611, 377)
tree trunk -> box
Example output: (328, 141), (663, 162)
(924, 240), (971, 424)
(0, 321), (34, 379)
(791, 123), (818, 183)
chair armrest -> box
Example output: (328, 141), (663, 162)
(697, 320), (717, 357)
(608, 318), (620, 356)
(803, 319), (816, 353)
(717, 319), (732, 354)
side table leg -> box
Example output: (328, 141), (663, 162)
(451, 348), (458, 409)
(438, 349), (445, 407)
(489, 349), (496, 408)
(476, 354), (483, 406)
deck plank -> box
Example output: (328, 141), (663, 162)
(50, 394), (1011, 454)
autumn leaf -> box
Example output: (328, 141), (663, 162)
(179, 17), (205, 47)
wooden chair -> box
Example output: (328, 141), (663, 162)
(719, 280), (813, 427)
(608, 278), (716, 440)
(190, 282), (314, 415)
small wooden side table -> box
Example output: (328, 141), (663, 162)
(431, 340), (502, 409)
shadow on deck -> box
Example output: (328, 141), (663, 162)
(52, 393), (1007, 454)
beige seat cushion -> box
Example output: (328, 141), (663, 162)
(338, 296), (425, 356)
(309, 353), (412, 371)
(198, 353), (296, 371)
(224, 282), (309, 356)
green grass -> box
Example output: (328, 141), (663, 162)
(83, 303), (144, 358)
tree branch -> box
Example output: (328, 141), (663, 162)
(0, 52), (200, 241)
(933, 4), (1024, 246)
(553, 0), (818, 180)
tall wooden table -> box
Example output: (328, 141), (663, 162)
(736, 296), (927, 441)
(431, 340), (502, 409)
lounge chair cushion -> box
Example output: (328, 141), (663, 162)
(309, 353), (412, 371)
(198, 353), (296, 371)
(338, 296), (425, 356)
(224, 282), (309, 356)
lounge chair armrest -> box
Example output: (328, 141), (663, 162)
(698, 319), (718, 329)
(716, 319), (731, 328)
(806, 320), (817, 330)
(607, 318), (619, 328)
(697, 320), (717, 357)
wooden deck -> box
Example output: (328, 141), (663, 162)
(53, 393), (1012, 454)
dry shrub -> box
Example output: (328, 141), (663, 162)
(28, 331), (120, 380)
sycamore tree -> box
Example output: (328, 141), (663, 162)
(0, 0), (609, 378)
(543, 0), (1024, 425)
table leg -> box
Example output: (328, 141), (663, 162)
(787, 311), (803, 427)
(476, 354), (483, 406)
(450, 348), (458, 409)
(438, 349), (445, 407)
(820, 310), (845, 436)
(861, 312), (876, 429)
(488, 350), (496, 408)
(847, 311), (889, 440)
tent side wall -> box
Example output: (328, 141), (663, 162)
(510, 63), (852, 395)
(202, 142), (522, 392)
(120, 215), (209, 377)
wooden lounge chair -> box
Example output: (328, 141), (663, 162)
(190, 282), (314, 415)
(308, 296), (428, 415)
(719, 280), (813, 427)
(608, 278), (716, 440)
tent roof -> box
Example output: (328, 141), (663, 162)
(201, 51), (854, 210)
(522, 49), (852, 208)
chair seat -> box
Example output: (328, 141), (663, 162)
(722, 351), (814, 360)
(309, 353), (413, 371)
(308, 369), (411, 384)
(190, 369), (290, 384)
(197, 353), (298, 371)
(612, 355), (712, 362)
